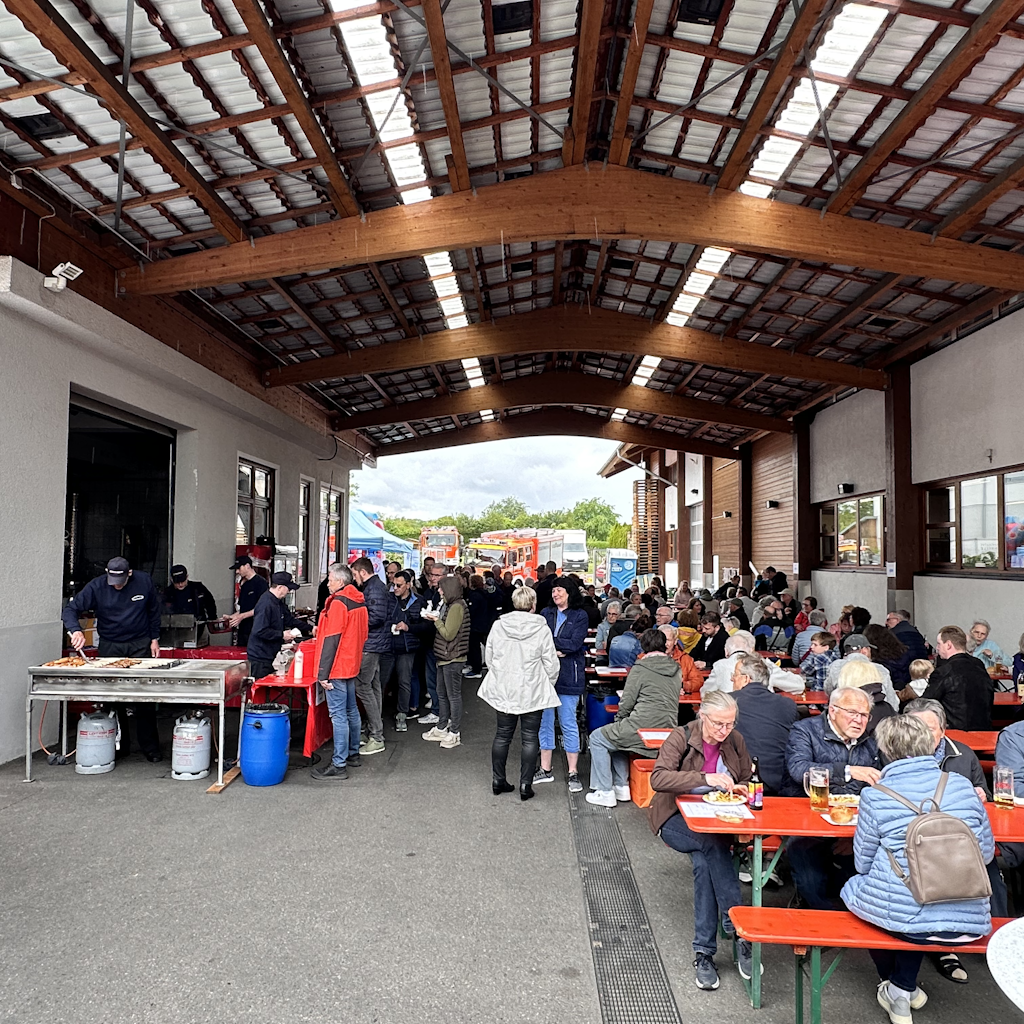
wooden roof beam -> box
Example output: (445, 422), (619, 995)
(371, 409), (742, 459)
(562, 0), (605, 165)
(826, 0), (1024, 216)
(121, 165), (1024, 297)
(262, 305), (888, 391)
(607, 0), (656, 165)
(329, 369), (795, 433)
(231, 0), (360, 218)
(7, 0), (246, 244)
(423, 0), (471, 192)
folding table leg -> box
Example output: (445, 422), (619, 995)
(810, 946), (823, 1024)
(750, 833), (763, 1008)
(794, 953), (805, 1024)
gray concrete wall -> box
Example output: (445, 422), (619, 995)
(809, 389), (886, 505)
(911, 306), (1024, 484)
(810, 569), (888, 626)
(914, 575), (1021, 659)
(0, 257), (357, 765)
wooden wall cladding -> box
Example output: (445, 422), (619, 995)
(711, 457), (739, 572)
(752, 433), (795, 572)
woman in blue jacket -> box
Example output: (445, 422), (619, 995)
(841, 715), (993, 1024)
(536, 578), (590, 794)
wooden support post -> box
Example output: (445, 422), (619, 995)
(792, 415), (816, 600)
(739, 442), (753, 590)
(703, 456), (715, 590)
(885, 362), (922, 616)
(676, 464), (690, 591)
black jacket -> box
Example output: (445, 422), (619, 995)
(389, 591), (431, 654)
(887, 621), (930, 683)
(733, 683), (800, 795)
(922, 652), (995, 730)
(692, 628), (728, 667)
(62, 571), (161, 644)
(534, 575), (555, 612)
(236, 573), (269, 646)
(938, 736), (990, 797)
(465, 588), (493, 633)
(247, 590), (303, 662)
(163, 580), (217, 620)
(359, 574), (392, 654)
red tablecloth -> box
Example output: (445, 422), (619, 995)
(249, 641), (332, 758)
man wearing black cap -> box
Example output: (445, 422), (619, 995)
(226, 555), (268, 648)
(61, 556), (163, 760)
(163, 565), (217, 621)
(247, 571), (307, 680)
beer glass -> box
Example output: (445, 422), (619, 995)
(803, 767), (830, 812)
(994, 766), (1015, 807)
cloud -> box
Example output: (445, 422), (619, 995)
(352, 436), (644, 520)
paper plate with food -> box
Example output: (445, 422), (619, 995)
(703, 790), (747, 806)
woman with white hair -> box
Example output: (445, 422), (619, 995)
(968, 619), (1007, 669)
(837, 658), (895, 734)
(647, 691), (755, 991)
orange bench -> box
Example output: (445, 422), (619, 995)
(729, 907), (1011, 1024)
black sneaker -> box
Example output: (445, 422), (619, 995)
(567, 772), (583, 793)
(311, 764), (348, 781)
(533, 768), (555, 784)
(737, 940), (762, 980)
(694, 952), (720, 990)
(347, 754), (362, 767)
(406, 709), (420, 720)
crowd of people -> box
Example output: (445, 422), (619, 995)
(303, 560), (1023, 1021)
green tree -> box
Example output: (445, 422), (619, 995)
(607, 522), (630, 549)
(382, 516), (426, 540)
(565, 498), (619, 543)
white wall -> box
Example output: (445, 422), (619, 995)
(810, 569), (888, 626)
(809, 389), (886, 504)
(912, 306), (1024, 484)
(914, 575), (1022, 659)
(0, 257), (357, 765)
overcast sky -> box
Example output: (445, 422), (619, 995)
(352, 436), (645, 520)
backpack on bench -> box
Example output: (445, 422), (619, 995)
(873, 771), (992, 905)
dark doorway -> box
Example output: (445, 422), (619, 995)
(64, 401), (175, 598)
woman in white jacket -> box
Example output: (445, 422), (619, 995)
(479, 586), (561, 800)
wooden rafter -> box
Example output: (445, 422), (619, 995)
(935, 150), (1024, 239)
(826, 0), (1024, 215)
(262, 306), (888, 390)
(562, 0), (605, 165)
(329, 370), (795, 433)
(122, 165), (1024, 296)
(423, 0), (471, 192)
(7, 0), (246, 244)
(370, 409), (741, 459)
(716, 0), (832, 191)
(231, 0), (359, 217)
(607, 0), (656, 165)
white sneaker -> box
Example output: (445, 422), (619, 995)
(439, 731), (461, 749)
(422, 727), (449, 742)
(586, 790), (617, 807)
(419, 712), (439, 725)
(613, 784), (632, 802)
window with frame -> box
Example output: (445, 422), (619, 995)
(237, 459), (275, 545)
(297, 480), (312, 583)
(320, 486), (343, 575)
(818, 494), (883, 568)
(925, 470), (1022, 571)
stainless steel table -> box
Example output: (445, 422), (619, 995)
(25, 658), (248, 786)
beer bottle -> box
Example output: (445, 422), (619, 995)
(749, 757), (764, 810)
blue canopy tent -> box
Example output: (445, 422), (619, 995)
(347, 509), (416, 577)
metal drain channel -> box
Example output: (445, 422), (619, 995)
(568, 790), (683, 1024)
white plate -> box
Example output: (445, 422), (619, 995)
(820, 812), (858, 827)
(703, 792), (747, 806)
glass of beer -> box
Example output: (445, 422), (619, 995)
(803, 767), (830, 812)
(994, 766), (1015, 807)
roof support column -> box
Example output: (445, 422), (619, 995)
(792, 415), (816, 601)
(738, 442), (753, 591)
(885, 362), (922, 617)
(702, 456), (715, 590)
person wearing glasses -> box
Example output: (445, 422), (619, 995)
(648, 691), (755, 991)
(784, 687), (881, 910)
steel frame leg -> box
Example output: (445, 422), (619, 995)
(795, 953), (804, 1024)
(750, 834), (763, 1008)
(24, 696), (33, 783)
(217, 699), (225, 787)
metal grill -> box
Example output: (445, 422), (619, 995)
(568, 791), (683, 1024)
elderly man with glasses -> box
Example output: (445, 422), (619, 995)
(784, 687), (881, 910)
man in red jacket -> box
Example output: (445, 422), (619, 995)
(311, 563), (369, 781)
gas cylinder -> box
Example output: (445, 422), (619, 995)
(171, 713), (212, 780)
(75, 710), (117, 775)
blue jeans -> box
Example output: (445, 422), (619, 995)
(539, 694), (580, 754)
(788, 837), (854, 911)
(587, 726), (631, 791)
(324, 678), (361, 767)
(659, 812), (744, 956)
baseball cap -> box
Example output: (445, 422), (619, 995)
(170, 564), (188, 583)
(846, 633), (875, 650)
(230, 554), (252, 570)
(106, 556), (130, 586)
(271, 571), (300, 591)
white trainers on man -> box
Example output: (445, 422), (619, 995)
(422, 726), (449, 742)
(585, 790), (617, 807)
(614, 785), (631, 802)
(439, 731), (461, 749)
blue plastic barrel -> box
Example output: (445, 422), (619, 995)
(586, 692), (619, 733)
(240, 704), (290, 786)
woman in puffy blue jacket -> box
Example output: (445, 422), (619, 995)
(841, 715), (993, 1024)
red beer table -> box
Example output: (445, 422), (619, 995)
(946, 729), (1001, 755)
(677, 795), (1024, 1009)
(249, 642), (332, 759)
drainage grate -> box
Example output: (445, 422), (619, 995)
(568, 791), (683, 1024)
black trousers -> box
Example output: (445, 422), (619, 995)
(97, 637), (160, 756)
(492, 710), (543, 788)
(468, 631), (487, 674)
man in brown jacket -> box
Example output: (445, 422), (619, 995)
(648, 691), (754, 991)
